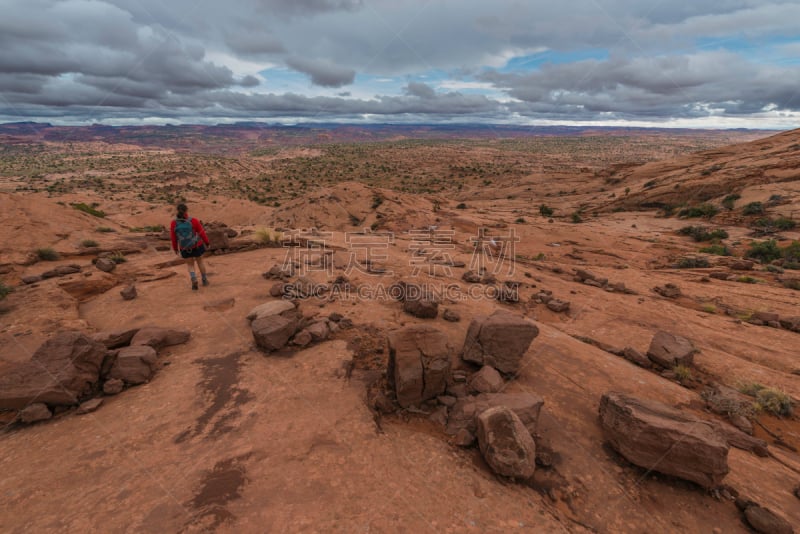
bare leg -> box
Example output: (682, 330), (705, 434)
(184, 257), (195, 276)
(195, 255), (207, 277)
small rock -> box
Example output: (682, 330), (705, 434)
(252, 314), (300, 352)
(443, 309), (461, 322)
(743, 503), (794, 534)
(429, 406), (448, 427)
(469, 365), (505, 394)
(654, 283), (682, 299)
(103, 378), (124, 395)
(437, 395), (457, 407)
(109, 345), (158, 385)
(95, 257), (117, 273)
(462, 310), (539, 374)
(130, 327), (190, 350)
(77, 398), (103, 414)
(19, 403), (52, 423)
(269, 282), (288, 297)
(247, 300), (296, 322)
(454, 428), (475, 447)
(730, 260), (755, 271)
(647, 331), (696, 368)
(622, 347), (653, 369)
(120, 284), (137, 300)
(22, 275), (42, 284)
(546, 299), (570, 313)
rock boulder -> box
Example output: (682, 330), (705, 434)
(476, 406), (537, 479)
(462, 310), (539, 374)
(388, 325), (451, 408)
(646, 331), (696, 368)
(598, 392), (729, 489)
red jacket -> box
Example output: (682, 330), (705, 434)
(170, 217), (210, 252)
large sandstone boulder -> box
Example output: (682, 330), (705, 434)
(0, 332), (107, 409)
(246, 300), (296, 322)
(206, 228), (231, 251)
(108, 346), (158, 385)
(476, 406), (537, 479)
(129, 327), (191, 350)
(446, 392), (544, 439)
(58, 275), (116, 301)
(462, 310), (539, 374)
(388, 325), (451, 408)
(403, 297), (439, 319)
(252, 314), (300, 352)
(646, 331), (696, 368)
(598, 392), (729, 489)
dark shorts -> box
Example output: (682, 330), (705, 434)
(180, 244), (206, 259)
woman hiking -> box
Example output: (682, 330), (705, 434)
(170, 203), (211, 290)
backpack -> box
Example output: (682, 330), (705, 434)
(175, 217), (200, 250)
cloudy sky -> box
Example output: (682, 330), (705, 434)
(1, 0), (800, 128)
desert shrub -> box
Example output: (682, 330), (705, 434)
(781, 241), (800, 263)
(774, 217), (797, 230)
(676, 256), (710, 268)
(0, 281), (12, 300)
(736, 276), (760, 284)
(753, 388), (793, 416)
(700, 164), (723, 176)
(534, 252), (546, 261)
(129, 225), (164, 233)
(371, 195), (384, 209)
(678, 225), (728, 242)
(95, 226), (115, 233)
(643, 179), (657, 189)
(742, 202), (765, 216)
(782, 279), (800, 290)
(36, 247), (60, 261)
(539, 204), (554, 217)
(701, 304), (717, 313)
(570, 212), (583, 223)
(254, 228), (282, 246)
(456, 202), (467, 209)
(109, 252), (127, 264)
(745, 240), (782, 263)
(673, 364), (693, 382)
(81, 239), (99, 248)
(678, 204), (719, 218)
(699, 244), (731, 256)
(515, 217), (526, 223)
(71, 202), (106, 218)
(722, 193), (740, 210)
(765, 265), (784, 274)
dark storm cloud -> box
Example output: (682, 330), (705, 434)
(285, 57), (356, 87)
(1, 0), (799, 125)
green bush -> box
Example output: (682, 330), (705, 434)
(95, 226), (115, 233)
(781, 241), (800, 263)
(782, 279), (800, 290)
(129, 225), (164, 233)
(36, 247), (60, 261)
(570, 212), (583, 223)
(371, 195), (384, 209)
(109, 252), (127, 264)
(456, 203), (467, 209)
(71, 202), (106, 218)
(745, 240), (782, 263)
(774, 217), (797, 230)
(539, 204), (554, 217)
(678, 225), (728, 242)
(678, 204), (719, 218)
(722, 193), (740, 210)
(0, 281), (12, 300)
(699, 244), (731, 256)
(742, 202), (765, 216)
(736, 275), (760, 284)
(81, 239), (99, 248)
(676, 256), (710, 268)
(515, 217), (526, 223)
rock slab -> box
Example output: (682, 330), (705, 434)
(599, 392), (729, 489)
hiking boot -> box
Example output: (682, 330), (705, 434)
(202, 277), (209, 286)
(191, 280), (199, 291)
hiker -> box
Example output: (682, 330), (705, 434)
(170, 203), (210, 290)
